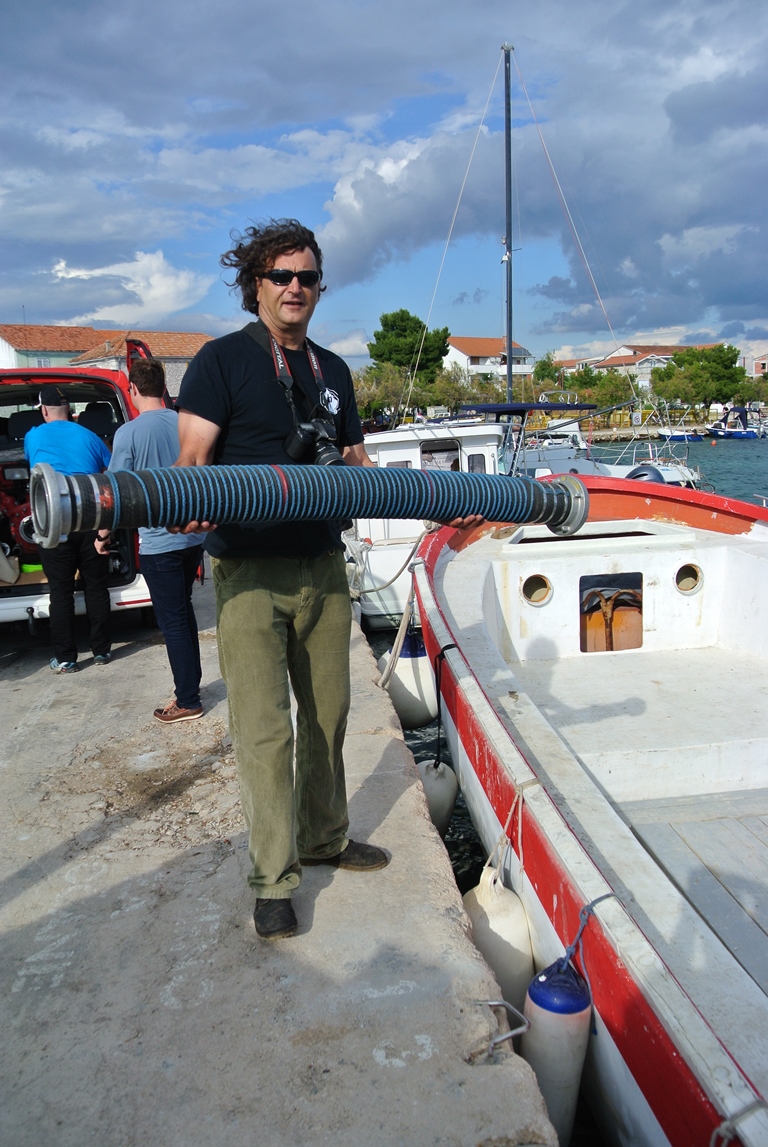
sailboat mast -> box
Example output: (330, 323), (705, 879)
(502, 43), (514, 403)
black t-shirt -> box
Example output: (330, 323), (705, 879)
(177, 323), (364, 558)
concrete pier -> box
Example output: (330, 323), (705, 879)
(0, 573), (554, 1147)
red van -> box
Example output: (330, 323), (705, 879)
(0, 360), (155, 629)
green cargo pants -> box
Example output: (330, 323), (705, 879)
(213, 549), (351, 898)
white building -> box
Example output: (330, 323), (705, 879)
(591, 344), (720, 388)
(444, 336), (533, 381)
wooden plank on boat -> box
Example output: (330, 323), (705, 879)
(636, 821), (768, 994)
(743, 815), (768, 847)
(625, 788), (768, 825)
(677, 818), (768, 934)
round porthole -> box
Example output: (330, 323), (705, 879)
(675, 563), (702, 594)
(522, 574), (553, 605)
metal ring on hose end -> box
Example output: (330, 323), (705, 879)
(545, 474), (590, 536)
(30, 463), (73, 549)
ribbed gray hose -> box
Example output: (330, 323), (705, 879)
(29, 462), (589, 548)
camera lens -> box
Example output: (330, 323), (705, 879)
(313, 440), (344, 466)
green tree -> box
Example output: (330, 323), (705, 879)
(423, 364), (507, 415)
(467, 373), (506, 405)
(560, 366), (635, 426)
(650, 344), (747, 406)
(532, 351), (563, 386)
(367, 309), (450, 384)
(352, 362), (409, 421)
(430, 363), (469, 414)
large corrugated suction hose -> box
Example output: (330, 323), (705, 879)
(30, 461), (589, 549)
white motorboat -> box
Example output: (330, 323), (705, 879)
(413, 475), (768, 1147)
(347, 418), (508, 628)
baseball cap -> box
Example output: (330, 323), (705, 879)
(38, 385), (69, 407)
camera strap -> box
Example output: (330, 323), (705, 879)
(243, 320), (326, 416)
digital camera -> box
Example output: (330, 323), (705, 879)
(284, 414), (344, 467)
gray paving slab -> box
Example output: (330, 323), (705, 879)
(0, 569), (554, 1147)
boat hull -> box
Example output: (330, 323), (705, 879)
(706, 423), (766, 439)
(414, 477), (768, 1147)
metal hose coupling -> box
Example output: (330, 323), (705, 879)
(29, 462), (589, 549)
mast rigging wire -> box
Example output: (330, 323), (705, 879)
(510, 54), (627, 374)
(393, 54), (504, 425)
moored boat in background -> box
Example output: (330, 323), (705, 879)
(706, 404), (767, 439)
(349, 403), (705, 627)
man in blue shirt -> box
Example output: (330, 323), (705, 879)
(102, 359), (205, 722)
(25, 386), (112, 673)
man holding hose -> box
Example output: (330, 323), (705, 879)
(174, 219), (386, 940)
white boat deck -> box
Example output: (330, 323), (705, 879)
(517, 646), (768, 801)
(514, 647), (768, 994)
(624, 788), (768, 993)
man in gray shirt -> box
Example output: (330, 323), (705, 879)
(98, 359), (206, 721)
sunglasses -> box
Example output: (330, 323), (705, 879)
(262, 268), (321, 287)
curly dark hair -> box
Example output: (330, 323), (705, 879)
(220, 218), (325, 315)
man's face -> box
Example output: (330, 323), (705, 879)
(255, 247), (321, 345)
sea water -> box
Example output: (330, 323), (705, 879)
(686, 437), (768, 503)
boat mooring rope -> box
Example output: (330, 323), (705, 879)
(29, 462), (589, 549)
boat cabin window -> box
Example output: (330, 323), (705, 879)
(421, 440), (459, 471)
(385, 459), (412, 468)
(580, 572), (643, 653)
(467, 453), (486, 474)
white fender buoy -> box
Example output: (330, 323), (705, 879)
(520, 960), (592, 1147)
(417, 759), (458, 837)
(376, 631), (438, 729)
(463, 867), (534, 1013)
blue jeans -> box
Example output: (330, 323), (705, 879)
(140, 546), (203, 710)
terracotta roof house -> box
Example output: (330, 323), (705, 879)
(0, 324), (213, 396)
(0, 324), (107, 369)
(69, 330), (213, 396)
(753, 351), (768, 377)
(444, 335), (533, 380)
(556, 356), (603, 376)
(591, 343), (720, 388)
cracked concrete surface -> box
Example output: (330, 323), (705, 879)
(0, 571), (554, 1147)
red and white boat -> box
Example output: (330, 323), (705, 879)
(414, 475), (768, 1147)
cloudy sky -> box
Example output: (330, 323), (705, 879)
(2, 0), (766, 368)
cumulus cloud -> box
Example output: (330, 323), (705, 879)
(51, 251), (214, 326)
(658, 225), (754, 272)
(318, 128), (501, 285)
(328, 329), (370, 358)
(0, 0), (766, 353)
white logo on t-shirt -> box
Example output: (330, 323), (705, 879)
(321, 388), (340, 415)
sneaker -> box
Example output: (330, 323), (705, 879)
(50, 659), (78, 674)
(93, 653), (112, 665)
(254, 898), (298, 940)
(153, 701), (204, 723)
(300, 839), (389, 871)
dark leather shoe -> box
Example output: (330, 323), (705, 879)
(253, 898), (298, 939)
(300, 839), (389, 871)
